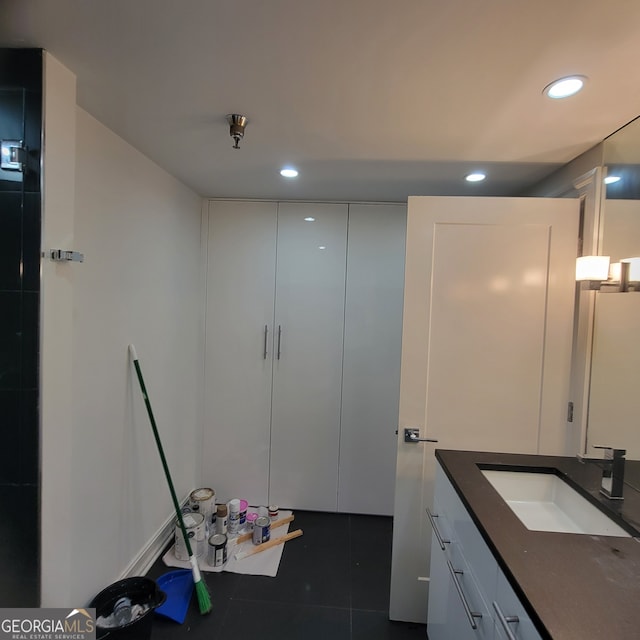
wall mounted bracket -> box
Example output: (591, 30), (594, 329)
(1, 140), (26, 171)
(48, 249), (85, 263)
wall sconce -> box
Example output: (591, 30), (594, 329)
(576, 256), (640, 292)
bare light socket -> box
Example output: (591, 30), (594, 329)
(226, 114), (248, 149)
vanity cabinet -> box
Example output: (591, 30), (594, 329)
(203, 200), (405, 513)
(428, 462), (542, 640)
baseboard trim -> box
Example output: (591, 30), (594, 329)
(119, 494), (190, 579)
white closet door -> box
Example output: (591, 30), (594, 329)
(338, 203), (406, 515)
(269, 202), (348, 511)
(203, 201), (277, 506)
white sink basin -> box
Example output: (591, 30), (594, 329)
(481, 469), (631, 537)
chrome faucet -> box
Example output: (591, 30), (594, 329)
(594, 446), (626, 500)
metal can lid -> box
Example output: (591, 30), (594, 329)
(180, 512), (204, 528)
(191, 487), (215, 501)
(255, 516), (271, 527)
(208, 533), (227, 546)
(217, 504), (228, 516)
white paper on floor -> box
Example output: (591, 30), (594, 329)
(162, 510), (293, 577)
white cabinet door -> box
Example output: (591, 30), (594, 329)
(390, 196), (578, 622)
(202, 201), (278, 506)
(338, 203), (406, 515)
(268, 203), (348, 511)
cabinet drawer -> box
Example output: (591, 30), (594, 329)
(428, 535), (493, 640)
(434, 465), (497, 600)
(493, 568), (541, 640)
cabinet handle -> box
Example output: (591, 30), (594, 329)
(277, 325), (282, 360)
(263, 325), (268, 359)
(493, 601), (519, 640)
(446, 559), (483, 630)
(426, 508), (450, 550)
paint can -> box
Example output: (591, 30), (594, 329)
(190, 488), (216, 529)
(268, 505), (279, 521)
(207, 533), (228, 567)
(253, 516), (271, 545)
(175, 512), (206, 560)
(216, 504), (228, 535)
(228, 498), (241, 535)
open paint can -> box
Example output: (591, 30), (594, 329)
(175, 512), (206, 560)
(189, 488), (216, 529)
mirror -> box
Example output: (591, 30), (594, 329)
(584, 117), (640, 458)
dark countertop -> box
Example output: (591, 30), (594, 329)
(435, 449), (640, 640)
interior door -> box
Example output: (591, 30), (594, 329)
(389, 196), (578, 622)
(268, 202), (348, 511)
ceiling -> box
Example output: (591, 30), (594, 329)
(2, 0), (640, 202)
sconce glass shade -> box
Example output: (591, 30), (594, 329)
(576, 256), (610, 281)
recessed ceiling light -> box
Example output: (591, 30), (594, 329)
(304, 217), (316, 222)
(543, 75), (586, 99)
(604, 175), (621, 184)
(280, 167), (299, 178)
(465, 172), (486, 182)
(318, 246), (326, 250)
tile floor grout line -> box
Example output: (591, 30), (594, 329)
(209, 573), (243, 633)
(348, 513), (353, 640)
(226, 597), (353, 612)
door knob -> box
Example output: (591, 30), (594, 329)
(404, 428), (438, 444)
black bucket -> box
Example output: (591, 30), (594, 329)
(89, 576), (166, 640)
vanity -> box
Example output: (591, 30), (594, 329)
(428, 449), (640, 640)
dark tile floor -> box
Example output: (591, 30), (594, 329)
(147, 511), (427, 639)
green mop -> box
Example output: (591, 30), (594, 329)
(129, 344), (212, 615)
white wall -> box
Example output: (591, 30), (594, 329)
(40, 51), (77, 608)
(40, 54), (204, 605)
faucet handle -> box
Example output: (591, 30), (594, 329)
(593, 446), (626, 459)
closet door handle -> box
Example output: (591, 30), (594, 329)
(446, 559), (482, 630)
(277, 325), (282, 360)
(263, 325), (268, 359)
(426, 508), (450, 550)
(493, 601), (519, 640)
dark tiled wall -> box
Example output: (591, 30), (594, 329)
(0, 48), (42, 607)
(0, 49), (42, 487)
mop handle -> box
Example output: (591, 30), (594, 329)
(129, 345), (195, 558)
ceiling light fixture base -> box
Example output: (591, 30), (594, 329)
(226, 114), (248, 149)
